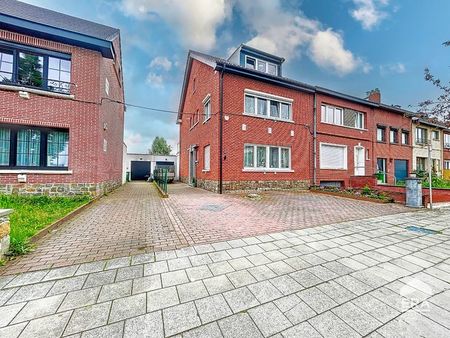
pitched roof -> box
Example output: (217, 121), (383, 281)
(0, 0), (119, 40)
(178, 49), (418, 119)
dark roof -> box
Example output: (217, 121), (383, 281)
(178, 49), (418, 119)
(1, 0), (119, 40)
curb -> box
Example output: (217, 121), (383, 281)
(29, 197), (97, 244)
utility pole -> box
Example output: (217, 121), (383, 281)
(427, 141), (433, 209)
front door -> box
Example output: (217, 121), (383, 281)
(395, 160), (408, 182)
(354, 146), (365, 176)
(188, 147), (197, 186)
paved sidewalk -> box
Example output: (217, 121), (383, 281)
(0, 209), (448, 337)
(1, 183), (409, 275)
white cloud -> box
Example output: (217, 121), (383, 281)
(236, 0), (369, 76)
(146, 72), (164, 88)
(309, 29), (370, 75)
(121, 0), (232, 51)
(380, 62), (406, 75)
(350, 0), (389, 30)
(150, 56), (172, 71)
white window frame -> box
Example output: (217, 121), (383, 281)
(390, 128), (398, 144)
(444, 134), (450, 148)
(377, 127), (386, 142)
(203, 145), (210, 171)
(105, 78), (109, 96)
(416, 127), (427, 144)
(244, 55), (278, 76)
(320, 104), (364, 130)
(319, 143), (348, 170)
(243, 144), (292, 172)
(203, 94), (211, 122)
(243, 89), (293, 122)
(401, 131), (409, 145)
(444, 160), (450, 170)
(432, 130), (440, 141)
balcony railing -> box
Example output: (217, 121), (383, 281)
(415, 138), (428, 145)
(0, 74), (72, 95)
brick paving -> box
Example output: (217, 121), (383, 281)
(1, 182), (410, 275)
(0, 209), (448, 337)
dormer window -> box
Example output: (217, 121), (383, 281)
(245, 55), (278, 76)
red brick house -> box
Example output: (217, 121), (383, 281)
(442, 129), (450, 179)
(0, 0), (124, 196)
(178, 45), (417, 193)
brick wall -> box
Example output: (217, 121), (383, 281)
(0, 29), (124, 196)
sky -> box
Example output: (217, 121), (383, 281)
(20, 0), (450, 153)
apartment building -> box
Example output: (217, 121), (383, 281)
(178, 44), (425, 192)
(0, 0), (124, 196)
(411, 119), (445, 176)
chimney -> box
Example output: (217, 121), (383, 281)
(366, 88), (381, 103)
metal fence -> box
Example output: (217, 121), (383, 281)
(153, 168), (168, 195)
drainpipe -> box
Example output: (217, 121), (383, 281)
(313, 92), (317, 186)
(219, 65), (225, 194)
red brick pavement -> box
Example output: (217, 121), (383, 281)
(0, 182), (410, 275)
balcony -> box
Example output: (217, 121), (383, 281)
(415, 138), (427, 145)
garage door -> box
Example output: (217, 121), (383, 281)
(131, 161), (151, 180)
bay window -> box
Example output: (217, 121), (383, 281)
(244, 91), (292, 121)
(0, 42), (71, 94)
(244, 144), (291, 170)
(0, 124), (69, 169)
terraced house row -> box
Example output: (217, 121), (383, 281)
(178, 44), (450, 192)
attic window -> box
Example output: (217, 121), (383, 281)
(245, 57), (256, 70)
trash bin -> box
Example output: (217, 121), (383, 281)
(405, 177), (422, 208)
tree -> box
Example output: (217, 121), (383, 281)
(417, 41), (450, 122)
(150, 136), (172, 155)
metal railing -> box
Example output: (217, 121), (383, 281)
(153, 168), (168, 195)
(0, 74), (73, 94)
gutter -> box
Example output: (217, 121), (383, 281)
(219, 65), (225, 194)
(313, 92), (317, 186)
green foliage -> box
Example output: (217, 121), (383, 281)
(423, 176), (450, 189)
(0, 195), (89, 256)
(18, 54), (43, 87)
(361, 185), (372, 196)
(150, 136), (172, 155)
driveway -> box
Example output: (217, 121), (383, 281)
(0, 208), (448, 337)
(1, 182), (410, 275)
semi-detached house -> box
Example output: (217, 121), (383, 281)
(178, 44), (422, 192)
(0, 0), (124, 196)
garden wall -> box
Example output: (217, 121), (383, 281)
(375, 184), (450, 206)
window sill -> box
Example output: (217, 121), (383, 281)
(319, 168), (348, 171)
(189, 122), (199, 131)
(242, 168), (294, 173)
(242, 113), (294, 124)
(203, 117), (211, 124)
(202, 169), (210, 173)
(321, 121), (366, 131)
(0, 169), (73, 175)
(0, 84), (75, 100)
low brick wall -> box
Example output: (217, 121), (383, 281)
(0, 209), (12, 259)
(0, 179), (122, 197)
(181, 177), (310, 193)
(349, 176), (377, 189)
(375, 185), (450, 206)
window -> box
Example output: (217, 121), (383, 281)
(244, 145), (254, 168)
(244, 144), (290, 170)
(203, 145), (210, 171)
(0, 128), (10, 165)
(48, 57), (71, 93)
(416, 127), (428, 144)
(203, 95), (211, 122)
(105, 78), (110, 96)
(320, 143), (347, 170)
(445, 134), (450, 148)
(390, 128), (398, 144)
(244, 92), (292, 121)
(0, 43), (71, 93)
(416, 157), (427, 171)
(244, 56), (278, 75)
(245, 56), (256, 69)
(0, 125), (69, 169)
(321, 105), (364, 129)
(0, 50), (14, 82)
(18, 52), (44, 88)
(402, 131), (409, 145)
(432, 130), (440, 141)
(444, 160), (450, 170)
(47, 131), (69, 167)
(377, 126), (386, 142)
